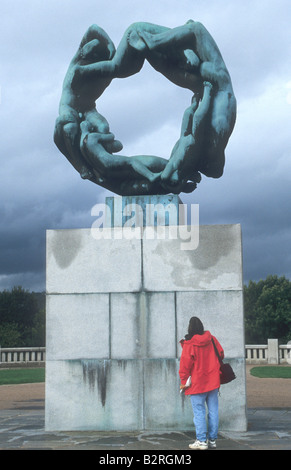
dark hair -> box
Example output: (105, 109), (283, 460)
(185, 317), (204, 340)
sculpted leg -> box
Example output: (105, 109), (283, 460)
(198, 89), (236, 178)
(161, 81), (213, 185)
(139, 23), (196, 54)
(54, 114), (94, 180)
(191, 81), (213, 135)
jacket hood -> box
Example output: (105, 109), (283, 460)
(180, 330), (212, 347)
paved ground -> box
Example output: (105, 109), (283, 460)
(245, 365), (291, 408)
(0, 365), (291, 450)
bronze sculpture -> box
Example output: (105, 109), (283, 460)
(54, 21), (236, 196)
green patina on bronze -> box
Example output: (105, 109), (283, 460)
(54, 21), (236, 196)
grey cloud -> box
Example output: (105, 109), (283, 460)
(0, 0), (290, 291)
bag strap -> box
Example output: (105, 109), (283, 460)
(211, 338), (223, 366)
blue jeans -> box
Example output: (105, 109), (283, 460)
(190, 388), (219, 442)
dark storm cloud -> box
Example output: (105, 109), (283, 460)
(0, 0), (290, 290)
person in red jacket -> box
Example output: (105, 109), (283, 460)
(179, 316), (224, 450)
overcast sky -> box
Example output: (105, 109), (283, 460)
(0, 0), (290, 292)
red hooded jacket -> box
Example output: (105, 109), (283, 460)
(179, 331), (224, 394)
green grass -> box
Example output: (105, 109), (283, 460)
(0, 368), (45, 385)
(250, 366), (291, 379)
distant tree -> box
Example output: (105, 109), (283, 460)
(0, 286), (36, 326)
(0, 322), (22, 347)
(0, 287), (45, 347)
(244, 275), (291, 344)
(26, 307), (46, 346)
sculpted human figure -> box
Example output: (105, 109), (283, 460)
(54, 24), (122, 183)
(55, 21), (236, 196)
(80, 121), (198, 196)
(160, 81), (213, 190)
(72, 20), (236, 184)
(54, 23), (181, 194)
(136, 20), (237, 179)
(72, 22), (201, 90)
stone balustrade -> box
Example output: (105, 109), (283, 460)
(0, 342), (289, 367)
(245, 340), (291, 364)
(0, 347), (45, 368)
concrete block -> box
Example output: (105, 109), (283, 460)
(143, 224), (242, 292)
(110, 292), (176, 359)
(46, 294), (110, 360)
(176, 291), (245, 358)
(146, 293), (176, 358)
(143, 358), (247, 432)
(218, 359), (247, 431)
(45, 359), (143, 431)
(144, 359), (193, 430)
(110, 293), (142, 359)
(46, 228), (142, 294)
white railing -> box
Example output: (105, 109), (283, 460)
(245, 344), (268, 364)
(279, 345), (291, 364)
(0, 342), (290, 367)
(245, 340), (291, 365)
(0, 347), (45, 367)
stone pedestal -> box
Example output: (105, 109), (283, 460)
(45, 196), (247, 432)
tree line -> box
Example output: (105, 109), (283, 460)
(0, 275), (290, 347)
(0, 286), (45, 347)
(244, 275), (291, 344)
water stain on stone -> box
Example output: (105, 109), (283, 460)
(148, 225), (240, 289)
(82, 360), (109, 408)
(50, 230), (83, 269)
(117, 359), (128, 370)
